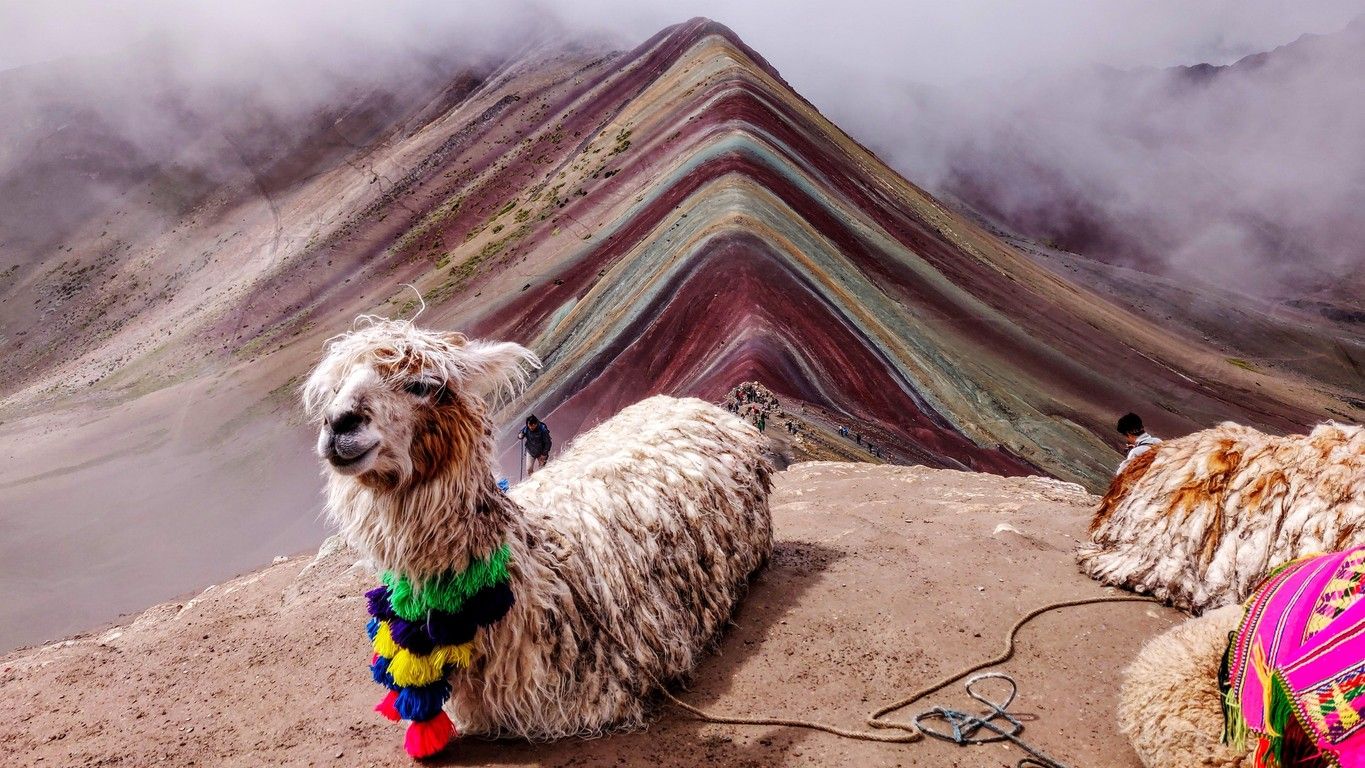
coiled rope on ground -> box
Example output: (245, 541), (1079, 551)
(555, 543), (1161, 764)
(658, 594), (1161, 763)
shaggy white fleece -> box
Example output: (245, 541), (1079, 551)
(305, 320), (773, 739)
(1078, 421), (1364, 613)
(477, 395), (774, 738)
(1119, 606), (1248, 768)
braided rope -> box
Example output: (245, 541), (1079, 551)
(662, 595), (1161, 745)
(547, 528), (1160, 752)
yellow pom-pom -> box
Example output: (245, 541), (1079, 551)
(372, 621), (400, 659)
(443, 643), (473, 669)
(387, 642), (476, 687)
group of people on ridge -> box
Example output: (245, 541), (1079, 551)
(836, 424), (885, 458)
(724, 382), (780, 432)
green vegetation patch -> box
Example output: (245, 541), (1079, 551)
(425, 224), (533, 305)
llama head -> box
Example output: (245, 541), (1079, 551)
(302, 317), (538, 491)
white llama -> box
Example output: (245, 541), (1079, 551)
(1119, 606), (1248, 767)
(301, 318), (773, 751)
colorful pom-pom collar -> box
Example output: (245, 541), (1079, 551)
(365, 543), (515, 758)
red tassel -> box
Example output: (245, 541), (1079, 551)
(404, 711), (455, 759)
(375, 690), (400, 722)
(1254, 736), (1272, 768)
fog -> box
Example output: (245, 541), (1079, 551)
(3, 0), (1362, 296)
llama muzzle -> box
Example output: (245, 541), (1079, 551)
(319, 409), (379, 472)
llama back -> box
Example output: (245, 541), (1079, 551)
(1078, 421), (1365, 612)
(469, 395), (773, 737)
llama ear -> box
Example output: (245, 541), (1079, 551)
(459, 340), (540, 397)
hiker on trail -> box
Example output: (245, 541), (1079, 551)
(519, 414), (552, 476)
(1116, 412), (1161, 474)
(757, 412), (766, 432)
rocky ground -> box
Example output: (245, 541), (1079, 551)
(0, 463), (1182, 767)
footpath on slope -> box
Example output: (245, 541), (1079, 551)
(0, 463), (1180, 767)
(720, 382), (893, 466)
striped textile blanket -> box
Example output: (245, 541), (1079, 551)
(1222, 546), (1365, 768)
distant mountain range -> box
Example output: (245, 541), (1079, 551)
(930, 15), (1365, 306)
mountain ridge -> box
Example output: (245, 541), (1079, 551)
(0, 17), (1358, 651)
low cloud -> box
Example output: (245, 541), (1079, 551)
(2, 0), (1361, 297)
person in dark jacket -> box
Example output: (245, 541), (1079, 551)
(519, 415), (552, 476)
(1115, 412), (1161, 474)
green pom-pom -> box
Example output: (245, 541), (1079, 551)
(384, 544), (512, 621)
(1220, 631), (1251, 748)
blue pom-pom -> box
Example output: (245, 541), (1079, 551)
(423, 582), (516, 646)
(371, 655), (395, 688)
(388, 616), (437, 655)
(396, 681), (451, 722)
(366, 617), (379, 641)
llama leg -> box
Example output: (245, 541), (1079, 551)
(448, 686), (496, 737)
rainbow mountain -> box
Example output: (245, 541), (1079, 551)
(0, 18), (1359, 649)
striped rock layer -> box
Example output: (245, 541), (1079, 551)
(420, 19), (1347, 486)
(3, 19), (1359, 493)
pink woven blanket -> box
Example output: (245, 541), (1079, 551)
(1224, 547), (1365, 768)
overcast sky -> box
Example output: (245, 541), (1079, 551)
(2, 0), (1361, 80)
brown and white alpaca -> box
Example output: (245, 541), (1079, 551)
(302, 317), (774, 739)
(1078, 421), (1364, 613)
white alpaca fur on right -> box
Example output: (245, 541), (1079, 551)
(1119, 606), (1248, 768)
(1078, 421), (1364, 613)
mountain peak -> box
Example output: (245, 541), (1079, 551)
(659, 17), (749, 49)
(633, 16), (792, 93)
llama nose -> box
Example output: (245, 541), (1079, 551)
(328, 409), (365, 436)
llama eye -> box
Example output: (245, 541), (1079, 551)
(404, 380), (438, 397)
